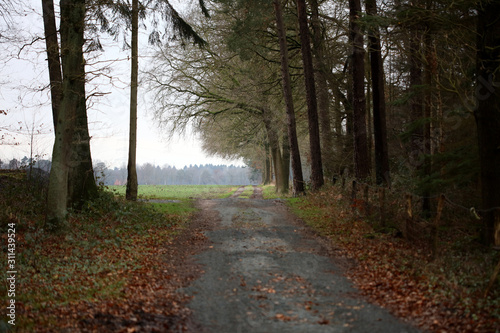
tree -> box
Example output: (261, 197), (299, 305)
(123, 0), (207, 201)
(42, 0), (98, 213)
(365, 0), (390, 186)
(273, 0), (305, 195)
(41, 0), (62, 129)
(47, 0), (87, 226)
(296, 0), (323, 191)
(126, 0), (139, 200)
(9, 158), (19, 169)
(310, 0), (335, 181)
(475, 0), (500, 246)
(349, 0), (370, 180)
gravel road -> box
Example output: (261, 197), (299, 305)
(183, 186), (420, 333)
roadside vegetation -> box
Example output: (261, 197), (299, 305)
(285, 184), (500, 333)
(0, 171), (239, 331)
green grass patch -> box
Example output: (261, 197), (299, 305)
(237, 186), (255, 199)
(260, 185), (292, 199)
(108, 184), (239, 200)
(149, 200), (197, 216)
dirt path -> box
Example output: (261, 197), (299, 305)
(182, 186), (420, 332)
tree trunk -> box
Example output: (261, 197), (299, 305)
(41, 0), (62, 129)
(46, 0), (86, 227)
(310, 0), (335, 181)
(475, 0), (500, 246)
(263, 142), (272, 185)
(296, 0), (324, 191)
(263, 107), (286, 194)
(67, 99), (98, 210)
(273, 0), (305, 195)
(282, 126), (290, 192)
(422, 27), (434, 217)
(349, 0), (371, 180)
(126, 0), (139, 201)
(366, 0), (390, 186)
(42, 0), (97, 212)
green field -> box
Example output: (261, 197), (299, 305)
(107, 184), (241, 200)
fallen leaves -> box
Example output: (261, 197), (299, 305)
(10, 195), (213, 332)
(288, 186), (500, 333)
(275, 313), (293, 321)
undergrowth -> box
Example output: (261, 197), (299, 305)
(286, 184), (500, 333)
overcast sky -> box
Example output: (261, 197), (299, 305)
(0, 0), (244, 169)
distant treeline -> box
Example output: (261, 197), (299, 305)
(96, 162), (260, 186)
(1, 157), (260, 186)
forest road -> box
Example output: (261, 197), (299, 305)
(182, 186), (420, 333)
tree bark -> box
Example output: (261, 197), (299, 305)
(282, 126), (290, 192)
(126, 0), (139, 201)
(296, 0), (324, 191)
(310, 0), (335, 180)
(273, 0), (304, 195)
(349, 0), (371, 180)
(67, 99), (98, 209)
(422, 26), (434, 217)
(366, 0), (390, 186)
(41, 0), (62, 129)
(263, 142), (272, 185)
(475, 0), (500, 246)
(47, 0), (86, 227)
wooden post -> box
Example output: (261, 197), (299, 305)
(379, 187), (386, 227)
(431, 194), (445, 260)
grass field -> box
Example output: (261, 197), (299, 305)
(107, 185), (241, 200)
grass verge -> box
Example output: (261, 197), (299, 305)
(260, 184), (292, 200)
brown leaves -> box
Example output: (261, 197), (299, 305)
(289, 187), (500, 333)
(12, 200), (212, 332)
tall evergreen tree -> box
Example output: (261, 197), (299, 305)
(122, 0), (207, 200)
(366, 0), (390, 186)
(126, 0), (139, 200)
(273, 0), (305, 195)
(296, 0), (324, 191)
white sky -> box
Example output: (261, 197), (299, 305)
(0, 0), (244, 169)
